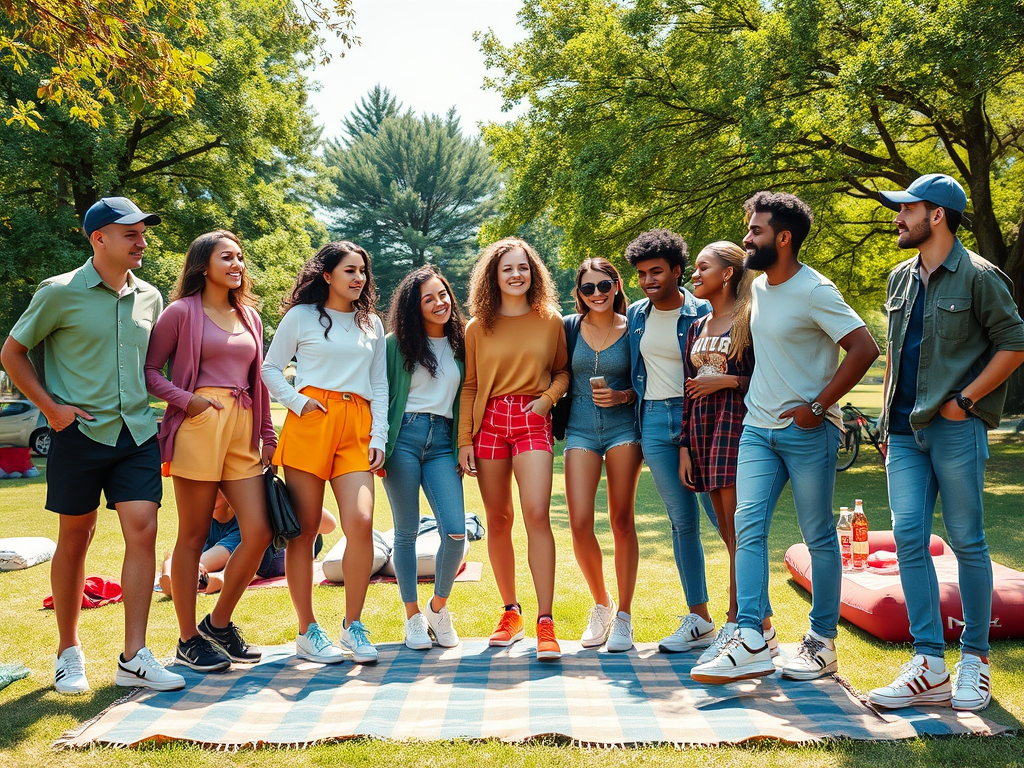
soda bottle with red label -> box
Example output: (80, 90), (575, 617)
(852, 498), (869, 571)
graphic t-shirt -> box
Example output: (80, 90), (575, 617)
(689, 332), (732, 377)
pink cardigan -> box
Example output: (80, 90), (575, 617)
(144, 293), (276, 463)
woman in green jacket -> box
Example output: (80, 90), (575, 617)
(384, 266), (467, 650)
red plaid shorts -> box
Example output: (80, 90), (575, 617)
(473, 395), (554, 460)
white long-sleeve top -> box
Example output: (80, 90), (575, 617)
(262, 304), (389, 452)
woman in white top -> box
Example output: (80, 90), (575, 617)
(262, 241), (388, 665)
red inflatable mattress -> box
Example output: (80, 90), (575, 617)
(785, 530), (1024, 643)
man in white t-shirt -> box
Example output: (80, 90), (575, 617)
(691, 192), (879, 685)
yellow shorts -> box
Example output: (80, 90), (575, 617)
(273, 386), (371, 481)
(170, 387), (262, 482)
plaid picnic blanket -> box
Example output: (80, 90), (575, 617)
(55, 641), (1010, 749)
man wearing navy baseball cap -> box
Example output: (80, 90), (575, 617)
(1, 195), (184, 694)
(868, 174), (1024, 712)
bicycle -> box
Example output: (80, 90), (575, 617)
(837, 402), (885, 472)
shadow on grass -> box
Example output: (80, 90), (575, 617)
(0, 682), (125, 751)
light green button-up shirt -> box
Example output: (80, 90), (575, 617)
(10, 258), (163, 446)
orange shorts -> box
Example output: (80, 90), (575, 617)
(170, 387), (262, 482)
(273, 386), (371, 480)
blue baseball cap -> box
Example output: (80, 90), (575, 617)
(879, 174), (969, 216)
(82, 197), (161, 237)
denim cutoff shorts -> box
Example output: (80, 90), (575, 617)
(564, 396), (640, 456)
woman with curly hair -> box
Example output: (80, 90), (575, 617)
(458, 237), (570, 661)
(145, 230), (276, 673)
(261, 241), (388, 665)
(383, 266), (467, 650)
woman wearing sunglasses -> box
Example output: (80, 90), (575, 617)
(560, 259), (641, 652)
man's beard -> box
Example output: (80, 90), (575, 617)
(898, 217), (932, 249)
(745, 242), (779, 271)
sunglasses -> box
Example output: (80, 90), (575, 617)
(579, 279), (617, 296)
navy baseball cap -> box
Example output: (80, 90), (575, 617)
(82, 197), (161, 236)
(879, 174), (969, 217)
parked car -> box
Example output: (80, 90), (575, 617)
(0, 399), (50, 456)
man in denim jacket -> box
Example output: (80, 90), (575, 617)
(868, 174), (1024, 713)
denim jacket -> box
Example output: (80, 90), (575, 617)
(881, 240), (1024, 437)
(626, 292), (711, 428)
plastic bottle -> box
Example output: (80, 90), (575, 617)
(836, 506), (853, 571)
(852, 499), (869, 571)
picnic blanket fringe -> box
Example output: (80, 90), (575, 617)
(53, 687), (145, 750)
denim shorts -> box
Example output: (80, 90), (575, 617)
(564, 396), (640, 456)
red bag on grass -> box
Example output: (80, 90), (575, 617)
(43, 576), (123, 609)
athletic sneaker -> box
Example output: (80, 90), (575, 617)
(868, 654), (951, 708)
(580, 598), (616, 648)
(295, 622), (345, 664)
(199, 614), (261, 663)
(763, 625), (780, 658)
(116, 647), (187, 690)
(340, 620), (379, 664)
(424, 601), (460, 648)
(404, 613), (433, 650)
(698, 622), (738, 665)
(658, 613), (716, 653)
(536, 617), (561, 661)
(175, 635), (232, 672)
(489, 608), (525, 647)
(780, 632), (838, 680)
(54, 646), (89, 694)
(690, 627), (776, 684)
(605, 615), (634, 653)
(952, 653), (991, 711)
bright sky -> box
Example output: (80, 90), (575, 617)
(307, 0), (527, 141)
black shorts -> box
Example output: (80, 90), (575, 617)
(46, 421), (162, 516)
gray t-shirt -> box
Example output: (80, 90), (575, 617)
(744, 264), (865, 430)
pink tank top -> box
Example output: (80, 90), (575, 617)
(194, 314), (257, 392)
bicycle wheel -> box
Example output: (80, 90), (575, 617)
(836, 428), (860, 472)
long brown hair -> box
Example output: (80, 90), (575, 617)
(699, 241), (753, 358)
(467, 237), (559, 332)
(387, 265), (466, 374)
(282, 241), (378, 336)
(573, 258), (627, 316)
(171, 230), (257, 309)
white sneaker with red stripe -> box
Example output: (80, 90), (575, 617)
(951, 653), (991, 711)
(868, 654), (951, 708)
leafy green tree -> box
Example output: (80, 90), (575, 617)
(323, 91), (502, 306)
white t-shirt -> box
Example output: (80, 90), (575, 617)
(639, 307), (685, 401)
(744, 264), (865, 430)
(405, 336), (460, 419)
(261, 305), (389, 451)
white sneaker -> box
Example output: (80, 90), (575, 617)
(763, 625), (780, 658)
(605, 615), (634, 653)
(424, 601), (460, 648)
(404, 613), (433, 650)
(952, 653), (991, 711)
(580, 598), (616, 648)
(658, 613), (716, 653)
(115, 647), (186, 691)
(698, 622), (737, 665)
(340, 620), (378, 664)
(296, 622), (345, 664)
(54, 646), (89, 694)
(690, 627), (776, 684)
(868, 654), (951, 708)
(781, 632), (838, 680)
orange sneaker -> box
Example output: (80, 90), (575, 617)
(489, 609), (525, 647)
(536, 617), (561, 661)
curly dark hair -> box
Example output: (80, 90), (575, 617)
(171, 230), (258, 310)
(743, 191), (814, 255)
(282, 241), (378, 337)
(387, 265), (466, 375)
(624, 229), (688, 286)
(468, 237), (560, 332)
(573, 258), (627, 315)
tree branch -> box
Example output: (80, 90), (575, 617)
(126, 137), (226, 180)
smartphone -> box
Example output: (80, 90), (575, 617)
(589, 376), (608, 389)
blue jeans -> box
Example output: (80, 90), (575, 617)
(641, 398), (710, 608)
(382, 414), (466, 603)
(887, 415), (991, 657)
(734, 422), (842, 638)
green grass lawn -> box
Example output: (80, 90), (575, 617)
(2, 412), (1023, 765)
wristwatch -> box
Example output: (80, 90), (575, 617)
(809, 401), (826, 418)
(955, 393), (975, 412)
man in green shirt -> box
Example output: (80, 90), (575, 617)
(2, 197), (185, 694)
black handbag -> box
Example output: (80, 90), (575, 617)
(264, 467), (301, 550)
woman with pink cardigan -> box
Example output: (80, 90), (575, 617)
(145, 230), (276, 674)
